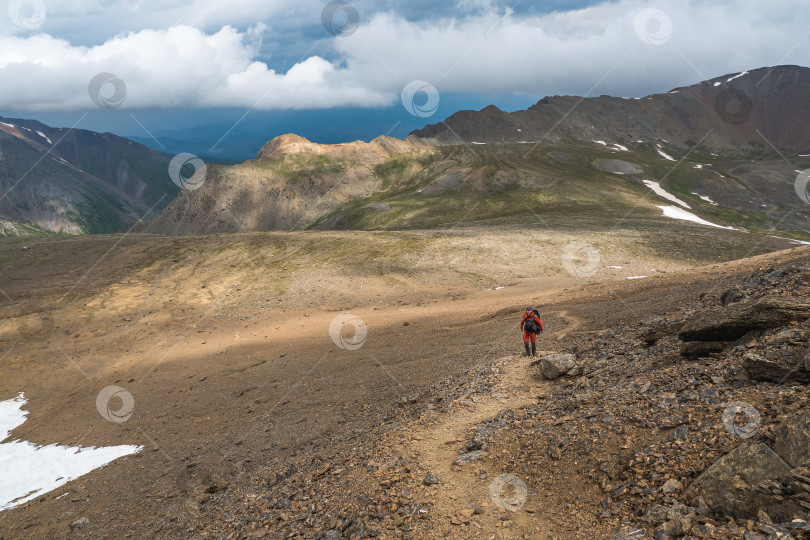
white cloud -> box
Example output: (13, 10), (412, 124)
(0, 0), (809, 111)
(337, 0), (810, 97)
(0, 25), (389, 110)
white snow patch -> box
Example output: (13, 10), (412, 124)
(767, 235), (810, 245)
(626, 276), (647, 280)
(471, 142), (487, 145)
(799, 154), (810, 157)
(35, 131), (52, 144)
(608, 266), (623, 269)
(643, 180), (691, 209)
(713, 82), (722, 87)
(693, 164), (703, 169)
(0, 122), (15, 129)
(613, 144), (628, 152)
(657, 148), (676, 161)
(657, 205), (735, 230)
(691, 192), (719, 206)
(726, 71), (748, 82)
(593, 140), (607, 146)
(0, 393), (141, 512)
(516, 129), (522, 132)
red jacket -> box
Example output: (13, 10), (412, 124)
(521, 311), (544, 333)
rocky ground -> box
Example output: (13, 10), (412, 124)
(3, 235), (810, 539)
(185, 256), (810, 539)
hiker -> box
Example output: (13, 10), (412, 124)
(520, 307), (544, 356)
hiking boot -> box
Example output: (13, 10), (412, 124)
(531, 343), (537, 356)
(524, 342), (531, 356)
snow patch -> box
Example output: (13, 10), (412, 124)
(593, 140), (607, 146)
(767, 235), (810, 246)
(691, 192), (719, 206)
(471, 142), (487, 145)
(0, 393), (141, 512)
(657, 205), (735, 230)
(693, 164), (703, 169)
(726, 71), (748, 82)
(713, 82), (722, 87)
(657, 148), (676, 161)
(613, 144), (628, 152)
(0, 122), (15, 129)
(643, 181), (691, 209)
(626, 276), (647, 280)
(35, 131), (52, 144)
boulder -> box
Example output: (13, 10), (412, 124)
(641, 317), (680, 345)
(721, 287), (745, 306)
(454, 450), (486, 465)
(641, 504), (669, 526)
(742, 352), (810, 383)
(69, 518), (90, 532)
(678, 298), (810, 342)
(684, 442), (801, 522)
(538, 353), (576, 380)
(422, 473), (441, 486)
(773, 412), (810, 469)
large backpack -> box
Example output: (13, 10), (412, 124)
(524, 310), (541, 333)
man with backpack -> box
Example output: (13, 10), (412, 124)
(520, 307), (544, 356)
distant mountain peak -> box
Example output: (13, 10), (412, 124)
(256, 133), (425, 162)
(0, 117), (175, 235)
(412, 64), (810, 151)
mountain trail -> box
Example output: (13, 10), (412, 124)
(402, 344), (563, 536)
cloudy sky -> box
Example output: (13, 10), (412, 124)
(0, 0), (808, 157)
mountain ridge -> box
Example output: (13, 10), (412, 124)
(411, 65), (810, 152)
(146, 65), (810, 239)
(0, 116), (177, 235)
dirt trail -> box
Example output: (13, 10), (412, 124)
(401, 312), (581, 538)
(405, 353), (553, 537)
